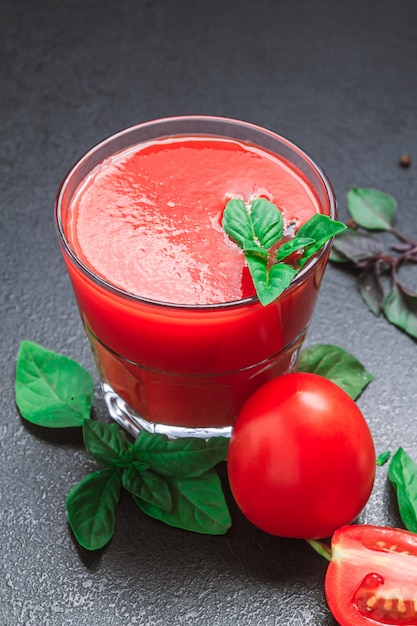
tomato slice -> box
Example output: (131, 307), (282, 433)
(325, 525), (417, 625)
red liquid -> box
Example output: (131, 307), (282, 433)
(60, 134), (332, 429)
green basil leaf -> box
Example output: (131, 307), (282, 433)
(222, 197), (284, 252)
(133, 431), (229, 477)
(223, 198), (347, 307)
(246, 255), (297, 306)
(83, 420), (132, 467)
(275, 237), (315, 262)
(388, 447), (417, 533)
(221, 198), (255, 249)
(134, 469), (231, 535)
(297, 214), (347, 263)
(383, 282), (417, 339)
(123, 466), (172, 512)
(250, 197), (284, 249)
(357, 264), (384, 316)
(347, 187), (397, 231)
(15, 340), (94, 428)
(242, 242), (268, 258)
(331, 229), (384, 265)
(132, 460), (150, 472)
(66, 467), (122, 550)
(296, 344), (373, 400)
(376, 451), (391, 466)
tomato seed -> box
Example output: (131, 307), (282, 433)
(397, 599), (407, 614)
(366, 595), (377, 609)
(384, 599), (393, 612)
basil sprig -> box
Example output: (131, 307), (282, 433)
(331, 186), (417, 339)
(222, 197), (346, 306)
(15, 341), (230, 549)
(67, 421), (230, 549)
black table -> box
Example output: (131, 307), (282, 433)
(2, 1), (417, 624)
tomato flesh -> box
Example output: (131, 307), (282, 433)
(325, 525), (417, 625)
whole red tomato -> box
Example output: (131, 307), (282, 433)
(227, 372), (376, 539)
(325, 525), (417, 625)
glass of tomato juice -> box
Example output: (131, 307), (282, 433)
(55, 116), (337, 439)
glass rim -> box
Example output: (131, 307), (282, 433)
(55, 114), (337, 311)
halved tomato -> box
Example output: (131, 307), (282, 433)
(325, 525), (417, 625)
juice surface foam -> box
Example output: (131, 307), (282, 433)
(68, 136), (320, 305)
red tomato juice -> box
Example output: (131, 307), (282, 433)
(56, 118), (335, 435)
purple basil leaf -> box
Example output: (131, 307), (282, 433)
(383, 282), (417, 339)
(357, 264), (384, 316)
(329, 247), (350, 263)
(331, 229), (384, 265)
(347, 187), (397, 231)
(391, 242), (413, 253)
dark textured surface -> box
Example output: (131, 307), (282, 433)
(1, 1), (417, 624)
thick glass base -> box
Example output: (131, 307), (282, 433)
(101, 381), (233, 439)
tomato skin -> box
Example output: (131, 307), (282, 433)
(325, 525), (417, 626)
(227, 372), (376, 539)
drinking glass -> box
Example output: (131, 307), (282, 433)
(55, 116), (337, 439)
